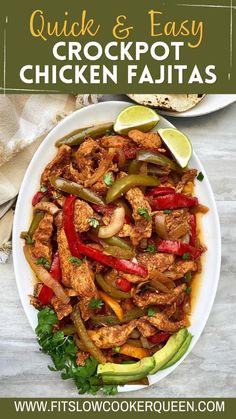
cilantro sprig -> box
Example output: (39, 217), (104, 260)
(88, 218), (100, 228)
(36, 307), (117, 395)
(103, 172), (113, 186)
(69, 256), (86, 266)
(36, 257), (50, 270)
(138, 208), (152, 221)
(88, 298), (104, 310)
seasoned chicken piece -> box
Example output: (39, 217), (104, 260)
(137, 252), (175, 273)
(145, 312), (187, 333)
(74, 199), (94, 232)
(128, 129), (162, 149)
(57, 228), (73, 287)
(176, 169), (197, 193)
(51, 295), (72, 320)
(32, 213), (53, 263)
(41, 145), (71, 185)
(64, 163), (83, 183)
(166, 260), (198, 280)
(34, 202), (60, 216)
(133, 284), (186, 308)
(163, 303), (177, 318)
(136, 319), (157, 337)
(87, 321), (137, 348)
(100, 135), (130, 149)
(164, 209), (190, 239)
(118, 223), (133, 238)
(118, 271), (146, 283)
(75, 138), (105, 182)
(125, 187), (152, 246)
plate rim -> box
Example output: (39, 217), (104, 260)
(12, 100), (221, 393)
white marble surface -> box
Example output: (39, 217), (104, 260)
(0, 95), (235, 398)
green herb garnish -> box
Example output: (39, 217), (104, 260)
(69, 256), (86, 266)
(138, 207), (152, 221)
(184, 271), (192, 282)
(197, 172), (204, 181)
(25, 234), (34, 245)
(163, 209), (172, 214)
(103, 172), (113, 186)
(145, 244), (156, 253)
(88, 298), (104, 310)
(112, 346), (121, 353)
(40, 184), (47, 193)
(36, 308), (117, 395)
(185, 286), (192, 294)
(36, 257), (50, 270)
(182, 252), (190, 260)
(147, 308), (156, 317)
(88, 218), (100, 228)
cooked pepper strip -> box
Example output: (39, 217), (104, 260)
(38, 285), (54, 305)
(147, 332), (170, 344)
(119, 344), (149, 359)
(63, 195), (81, 258)
(56, 122), (114, 147)
(78, 243), (148, 277)
(106, 175), (160, 204)
(189, 214), (197, 247)
(21, 211), (45, 243)
(102, 236), (132, 250)
(91, 307), (147, 326)
(151, 193), (198, 210)
(71, 307), (106, 364)
(157, 239), (202, 260)
(128, 160), (142, 174)
(50, 177), (105, 206)
(38, 252), (62, 304)
(98, 290), (124, 321)
(96, 273), (131, 299)
(146, 186), (175, 197)
(137, 150), (181, 172)
(102, 245), (135, 260)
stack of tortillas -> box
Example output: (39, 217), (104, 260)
(127, 94), (205, 112)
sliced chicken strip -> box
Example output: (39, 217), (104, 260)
(133, 284), (186, 309)
(41, 144), (71, 185)
(144, 312), (187, 333)
(87, 321), (137, 348)
(128, 130), (162, 149)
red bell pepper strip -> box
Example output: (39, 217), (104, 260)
(146, 186), (175, 197)
(92, 203), (115, 215)
(38, 252), (62, 304)
(63, 195), (81, 258)
(32, 191), (47, 206)
(38, 285), (54, 305)
(151, 193), (198, 210)
(77, 241), (148, 277)
(148, 332), (170, 344)
(157, 239), (202, 260)
(116, 277), (132, 292)
(189, 214), (197, 247)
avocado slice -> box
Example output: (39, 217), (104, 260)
(97, 356), (155, 377)
(101, 372), (149, 385)
(150, 328), (188, 374)
(161, 332), (192, 370)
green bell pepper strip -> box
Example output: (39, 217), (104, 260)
(103, 236), (132, 250)
(20, 211), (44, 243)
(102, 244), (135, 260)
(50, 177), (105, 205)
(91, 307), (147, 326)
(137, 150), (181, 172)
(128, 160), (142, 175)
(56, 122), (114, 147)
(106, 175), (160, 204)
(95, 273), (131, 299)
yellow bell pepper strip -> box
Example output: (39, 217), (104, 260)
(95, 273), (131, 299)
(98, 290), (124, 321)
(71, 306), (106, 364)
(118, 343), (150, 359)
(91, 307), (147, 326)
(137, 150), (181, 172)
(56, 122), (114, 147)
(106, 174), (160, 203)
(50, 177), (105, 205)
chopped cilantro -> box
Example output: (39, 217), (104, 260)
(105, 129), (115, 136)
(145, 244), (156, 253)
(103, 172), (113, 186)
(53, 193), (62, 200)
(36, 257), (50, 270)
(147, 308), (156, 317)
(182, 252), (190, 260)
(69, 256), (85, 266)
(112, 346), (120, 353)
(184, 271), (192, 282)
(138, 207), (152, 221)
(163, 209), (172, 214)
(197, 172), (204, 182)
(35, 308), (117, 395)
(88, 217), (100, 228)
(88, 298), (104, 310)
(185, 286), (192, 294)
(40, 184), (47, 193)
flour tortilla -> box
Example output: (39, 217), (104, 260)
(127, 94), (206, 113)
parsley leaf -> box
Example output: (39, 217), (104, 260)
(69, 256), (86, 266)
(88, 217), (100, 228)
(36, 257), (50, 270)
(184, 271), (192, 282)
(35, 308), (117, 395)
(103, 172), (113, 186)
(138, 208), (152, 221)
(40, 184), (47, 193)
(147, 308), (156, 317)
(105, 129), (115, 136)
(163, 209), (172, 214)
(88, 298), (104, 310)
(145, 244), (156, 253)
(112, 346), (121, 353)
(197, 172), (204, 182)
(182, 252), (190, 260)
(185, 286), (192, 294)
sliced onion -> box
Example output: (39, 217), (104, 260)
(98, 206), (125, 238)
(117, 148), (126, 169)
(168, 224), (188, 240)
(154, 214), (169, 239)
(24, 245), (69, 304)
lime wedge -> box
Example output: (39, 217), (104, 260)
(114, 105), (160, 135)
(158, 128), (192, 168)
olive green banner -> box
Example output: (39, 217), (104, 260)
(0, 0), (235, 93)
(0, 398), (235, 419)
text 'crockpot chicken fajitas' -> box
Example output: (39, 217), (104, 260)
(21, 121), (208, 394)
